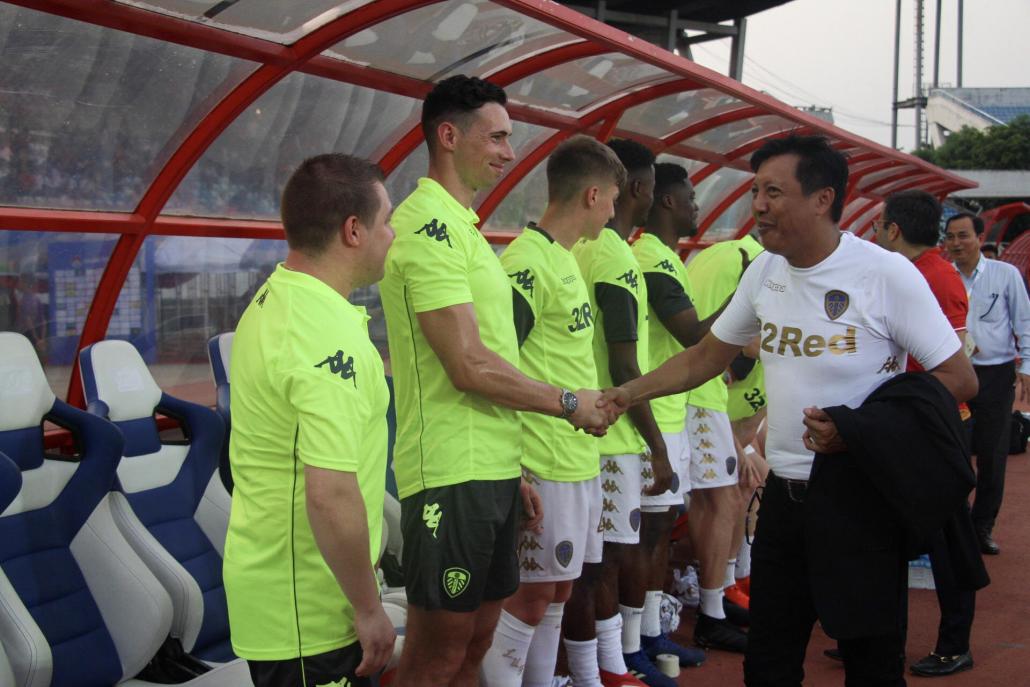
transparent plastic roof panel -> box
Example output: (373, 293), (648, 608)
(847, 204), (883, 234)
(655, 153), (706, 178)
(166, 75), (420, 219)
(507, 52), (672, 114)
(619, 89), (742, 140)
(480, 164), (547, 235)
(693, 167), (753, 219)
(688, 114), (796, 154)
(325, 0), (573, 81)
(855, 166), (918, 192)
(0, 4), (256, 212)
(703, 193), (752, 243)
(116, 0), (372, 43)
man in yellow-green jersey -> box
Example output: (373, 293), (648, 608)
(570, 138), (674, 687)
(379, 76), (615, 687)
(480, 135), (626, 687)
(683, 233), (764, 651)
(225, 154), (396, 687)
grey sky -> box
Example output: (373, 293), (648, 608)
(688, 0), (1030, 152)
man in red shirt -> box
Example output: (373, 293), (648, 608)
(875, 189), (978, 678)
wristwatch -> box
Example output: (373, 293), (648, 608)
(559, 388), (579, 419)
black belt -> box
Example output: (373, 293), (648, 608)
(769, 472), (808, 503)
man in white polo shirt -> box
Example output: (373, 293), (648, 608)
(603, 135), (977, 687)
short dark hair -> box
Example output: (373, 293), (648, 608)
(605, 138), (655, 183)
(547, 135), (627, 204)
(883, 190), (942, 247)
(654, 162), (690, 197)
(280, 154), (384, 255)
(945, 211), (985, 236)
(750, 135), (849, 222)
(422, 75), (507, 152)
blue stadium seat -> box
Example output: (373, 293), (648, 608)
(206, 333), (234, 493)
(79, 340), (234, 664)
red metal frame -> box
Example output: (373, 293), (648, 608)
(1, 0), (978, 408)
(841, 199), (881, 231)
(694, 180), (753, 240)
(475, 129), (575, 224)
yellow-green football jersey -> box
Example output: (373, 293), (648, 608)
(686, 235), (764, 411)
(572, 227), (648, 456)
(632, 232), (692, 433)
(380, 178), (522, 499)
(225, 265), (388, 660)
(501, 225), (600, 481)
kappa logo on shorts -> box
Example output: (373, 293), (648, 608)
(602, 497), (619, 513)
(702, 468), (717, 481)
(422, 503), (442, 538)
(443, 567), (471, 598)
(555, 540), (574, 568)
(696, 423), (712, 434)
(698, 438), (714, 449)
(521, 558), (544, 572)
(824, 290), (850, 321)
(693, 408), (710, 419)
(601, 479), (622, 494)
(701, 452), (717, 464)
(629, 508), (641, 532)
(315, 679), (351, 687)
(416, 218), (452, 247)
(601, 459), (624, 475)
(518, 535), (543, 557)
(726, 456), (737, 475)
(641, 466), (654, 480)
(314, 350), (357, 387)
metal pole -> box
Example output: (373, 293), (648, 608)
(957, 0), (964, 87)
(915, 0), (924, 148)
(667, 8), (678, 52)
(892, 0), (902, 149)
(933, 0), (942, 88)
(729, 17), (747, 80)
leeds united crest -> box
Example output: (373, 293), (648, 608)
(824, 290), (849, 321)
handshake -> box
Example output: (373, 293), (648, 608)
(564, 387), (634, 436)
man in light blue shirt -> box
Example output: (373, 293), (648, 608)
(945, 212), (1030, 555)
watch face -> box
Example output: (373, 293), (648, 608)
(562, 391), (578, 415)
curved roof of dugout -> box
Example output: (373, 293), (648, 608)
(1, 0), (974, 406)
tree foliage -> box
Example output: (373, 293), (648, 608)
(916, 115), (1030, 169)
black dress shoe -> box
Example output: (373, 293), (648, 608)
(694, 613), (747, 653)
(978, 531), (1000, 555)
(910, 651), (974, 676)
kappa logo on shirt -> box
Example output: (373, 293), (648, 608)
(616, 269), (639, 292)
(314, 350), (357, 387)
(256, 288), (269, 307)
(509, 268), (535, 296)
(416, 218), (452, 248)
(877, 355), (901, 374)
(655, 259), (677, 274)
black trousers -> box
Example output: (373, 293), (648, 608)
(248, 642), (376, 687)
(927, 525), (976, 655)
(744, 474), (906, 687)
(968, 361), (1016, 533)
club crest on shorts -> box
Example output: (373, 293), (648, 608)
(824, 290), (849, 321)
(630, 508), (641, 532)
(726, 456), (737, 476)
(555, 540), (574, 568)
(443, 567), (470, 598)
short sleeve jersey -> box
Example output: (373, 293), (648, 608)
(572, 227), (648, 455)
(726, 358), (767, 422)
(908, 249), (969, 372)
(685, 235), (765, 412)
(380, 177), (521, 499)
(500, 225), (600, 481)
(224, 265), (388, 660)
(711, 232), (960, 480)
(632, 232), (693, 433)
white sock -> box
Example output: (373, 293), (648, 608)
(736, 539), (752, 579)
(523, 603), (564, 687)
(641, 590), (663, 638)
(725, 559), (738, 589)
(480, 610), (535, 687)
(596, 614), (628, 674)
(564, 638), (603, 687)
(618, 604), (644, 654)
(699, 587), (726, 619)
